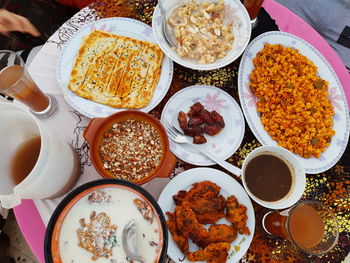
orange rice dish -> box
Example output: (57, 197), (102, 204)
(249, 43), (335, 158)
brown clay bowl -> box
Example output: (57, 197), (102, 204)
(83, 110), (172, 185)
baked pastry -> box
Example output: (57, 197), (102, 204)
(68, 30), (164, 108)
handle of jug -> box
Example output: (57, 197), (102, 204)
(0, 193), (22, 209)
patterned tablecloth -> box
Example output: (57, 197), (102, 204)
(13, 0), (350, 262)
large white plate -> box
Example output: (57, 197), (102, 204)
(158, 168), (255, 263)
(57, 17), (173, 118)
(238, 31), (350, 174)
(152, 0), (251, 70)
(161, 85), (245, 166)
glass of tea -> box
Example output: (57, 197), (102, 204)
(0, 50), (58, 118)
(262, 201), (339, 256)
(243, 0), (264, 28)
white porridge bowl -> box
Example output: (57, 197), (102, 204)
(152, 0), (252, 70)
(44, 179), (168, 263)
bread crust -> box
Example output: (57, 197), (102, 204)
(68, 30), (164, 108)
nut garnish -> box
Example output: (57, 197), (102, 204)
(99, 119), (163, 181)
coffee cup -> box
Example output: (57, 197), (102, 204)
(241, 145), (306, 209)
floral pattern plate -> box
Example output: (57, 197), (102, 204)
(57, 17), (173, 118)
(152, 0), (251, 70)
(158, 167), (255, 263)
(161, 85), (245, 166)
(238, 31), (350, 174)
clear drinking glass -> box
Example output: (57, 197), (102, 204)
(261, 201), (339, 256)
(0, 50), (57, 118)
(243, 0), (265, 29)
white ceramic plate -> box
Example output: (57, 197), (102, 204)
(238, 31), (350, 174)
(152, 0), (251, 70)
(57, 17), (173, 118)
(158, 168), (255, 263)
(161, 85), (245, 166)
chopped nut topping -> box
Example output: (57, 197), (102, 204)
(77, 212), (117, 261)
(99, 119), (163, 181)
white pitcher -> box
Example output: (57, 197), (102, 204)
(0, 102), (80, 208)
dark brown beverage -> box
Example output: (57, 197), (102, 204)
(10, 136), (41, 185)
(243, 0), (264, 19)
(244, 154), (293, 202)
(0, 65), (49, 112)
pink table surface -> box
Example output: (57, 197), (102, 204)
(13, 0), (350, 262)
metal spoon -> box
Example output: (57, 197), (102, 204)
(122, 219), (145, 263)
(158, 0), (177, 46)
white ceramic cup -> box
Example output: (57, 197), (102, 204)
(241, 145), (306, 209)
(0, 102), (80, 209)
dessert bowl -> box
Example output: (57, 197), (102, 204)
(84, 110), (173, 185)
(44, 179), (168, 263)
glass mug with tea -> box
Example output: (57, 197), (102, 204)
(0, 50), (58, 118)
(261, 201), (339, 256)
(243, 0), (264, 28)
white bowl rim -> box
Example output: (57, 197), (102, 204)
(241, 145), (306, 209)
(152, 0), (252, 70)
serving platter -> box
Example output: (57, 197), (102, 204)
(158, 167), (255, 263)
(152, 0), (251, 70)
(57, 17), (173, 118)
(161, 85), (245, 166)
(238, 31), (350, 174)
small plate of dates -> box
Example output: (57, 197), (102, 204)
(161, 85), (245, 166)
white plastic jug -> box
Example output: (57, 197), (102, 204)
(0, 102), (80, 208)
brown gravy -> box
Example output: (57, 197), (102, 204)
(10, 136), (41, 185)
(244, 154), (293, 202)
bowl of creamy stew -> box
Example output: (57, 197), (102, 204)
(44, 179), (168, 263)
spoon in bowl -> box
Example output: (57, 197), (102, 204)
(158, 0), (177, 46)
(122, 219), (145, 263)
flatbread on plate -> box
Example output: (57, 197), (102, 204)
(68, 30), (164, 108)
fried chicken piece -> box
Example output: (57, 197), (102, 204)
(173, 190), (187, 206)
(174, 206), (209, 248)
(166, 211), (189, 253)
(175, 181), (225, 224)
(187, 242), (231, 263)
(181, 195), (226, 224)
(185, 181), (221, 200)
(178, 111), (187, 131)
(225, 195), (250, 235)
(193, 135), (207, 144)
(205, 224), (238, 246)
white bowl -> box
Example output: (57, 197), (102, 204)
(152, 0), (252, 70)
(241, 145), (306, 209)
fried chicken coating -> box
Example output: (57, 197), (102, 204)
(166, 211), (189, 253)
(187, 242), (231, 263)
(174, 206), (209, 248)
(173, 181), (226, 224)
(225, 195), (250, 235)
(186, 181), (221, 199)
(205, 224), (238, 246)
(182, 195), (226, 224)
